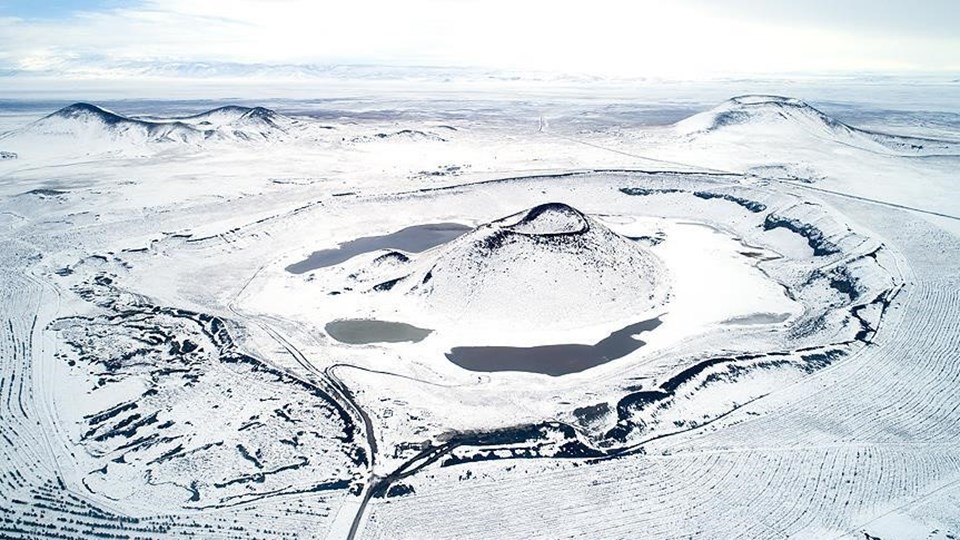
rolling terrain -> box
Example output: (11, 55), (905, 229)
(0, 93), (958, 539)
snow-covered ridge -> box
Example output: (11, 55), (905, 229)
(16, 102), (205, 143)
(496, 202), (589, 235)
(0, 102), (324, 159)
(676, 94), (960, 156)
(347, 129), (447, 144)
(676, 95), (848, 134)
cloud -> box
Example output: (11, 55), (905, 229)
(0, 0), (957, 79)
(686, 0), (960, 40)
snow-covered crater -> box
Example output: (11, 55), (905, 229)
(400, 202), (670, 332)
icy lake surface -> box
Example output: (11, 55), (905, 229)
(286, 223), (470, 273)
(446, 317), (662, 376)
(326, 319), (434, 344)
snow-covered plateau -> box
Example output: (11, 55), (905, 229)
(0, 92), (958, 539)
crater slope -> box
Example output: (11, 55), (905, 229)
(390, 203), (670, 330)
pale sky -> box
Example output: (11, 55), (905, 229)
(0, 0), (958, 79)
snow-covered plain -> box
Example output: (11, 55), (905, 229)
(0, 88), (959, 539)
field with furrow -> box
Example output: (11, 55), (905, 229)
(2, 91), (959, 539)
(361, 200), (960, 539)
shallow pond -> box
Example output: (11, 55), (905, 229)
(446, 317), (662, 376)
(326, 319), (433, 344)
(287, 222), (470, 274)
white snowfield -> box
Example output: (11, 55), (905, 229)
(0, 93), (958, 540)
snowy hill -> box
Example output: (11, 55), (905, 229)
(676, 95), (960, 156)
(676, 95), (851, 135)
(171, 105), (304, 141)
(0, 102), (323, 159)
(381, 203), (670, 331)
(0, 103), (206, 156)
(348, 129), (448, 144)
(174, 105), (259, 128)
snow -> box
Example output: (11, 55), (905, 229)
(0, 90), (958, 540)
(0, 102), (331, 162)
(401, 202), (669, 333)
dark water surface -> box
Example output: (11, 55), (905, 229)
(287, 222), (470, 274)
(446, 317), (662, 376)
(326, 319), (433, 344)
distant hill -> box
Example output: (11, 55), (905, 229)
(676, 95), (960, 156)
(0, 103), (323, 159)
